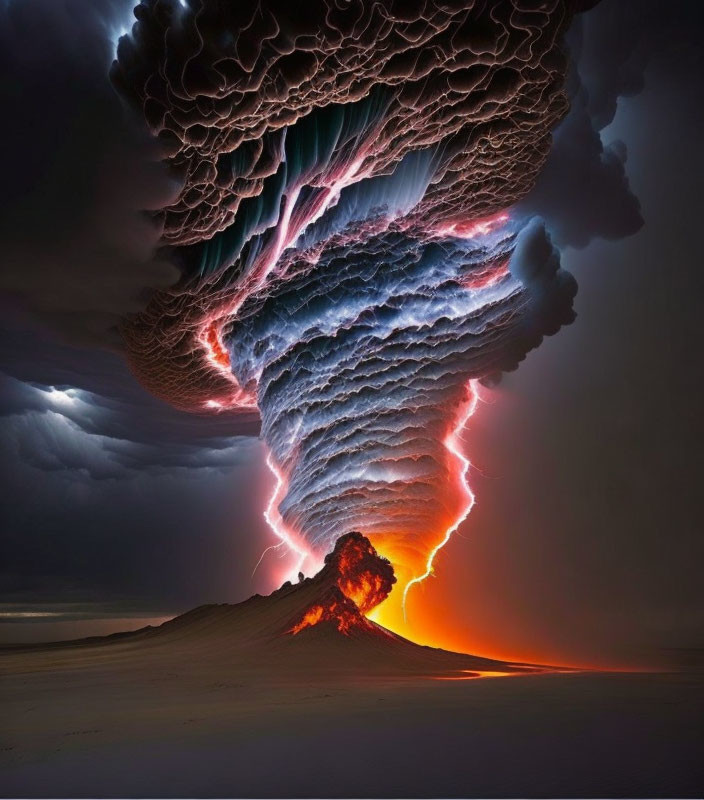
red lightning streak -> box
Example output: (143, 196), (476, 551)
(401, 378), (480, 618)
(262, 450), (321, 584)
(201, 154), (371, 413)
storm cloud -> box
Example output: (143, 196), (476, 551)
(0, 0), (701, 668)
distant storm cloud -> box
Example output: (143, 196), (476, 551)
(0, 0), (180, 348)
(517, 5), (645, 248)
(0, 328), (258, 478)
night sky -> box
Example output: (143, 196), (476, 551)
(0, 0), (702, 670)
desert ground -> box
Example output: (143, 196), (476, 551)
(1, 585), (703, 798)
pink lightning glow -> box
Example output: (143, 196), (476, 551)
(401, 378), (481, 617)
(262, 450), (321, 584)
(437, 211), (510, 240)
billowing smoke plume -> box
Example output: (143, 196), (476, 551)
(112, 0), (597, 622)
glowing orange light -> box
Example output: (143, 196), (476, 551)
(198, 321), (257, 412)
(289, 600), (360, 636)
(335, 536), (391, 614)
(290, 604), (324, 634)
(432, 670), (518, 680)
(401, 379), (480, 617)
(286, 534), (395, 637)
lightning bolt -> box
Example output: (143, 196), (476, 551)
(401, 378), (480, 618)
(261, 449), (320, 584)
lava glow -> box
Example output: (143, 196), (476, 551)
(289, 600), (359, 636)
(334, 534), (395, 615)
(290, 604), (324, 634)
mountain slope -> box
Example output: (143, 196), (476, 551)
(0, 534), (541, 679)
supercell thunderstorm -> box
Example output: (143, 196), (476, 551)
(112, 0), (590, 629)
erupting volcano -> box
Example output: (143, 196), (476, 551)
(3, 0), (701, 794)
(111, 0), (590, 642)
(287, 532), (395, 635)
(1, 533), (538, 681)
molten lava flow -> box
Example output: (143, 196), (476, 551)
(289, 604), (324, 634)
(401, 379), (480, 618)
(289, 598), (360, 635)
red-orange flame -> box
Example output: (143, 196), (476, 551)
(335, 535), (391, 614)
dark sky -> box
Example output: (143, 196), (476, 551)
(403, 46), (704, 668)
(0, 0), (702, 667)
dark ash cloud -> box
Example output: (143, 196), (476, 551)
(517, 4), (648, 249)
